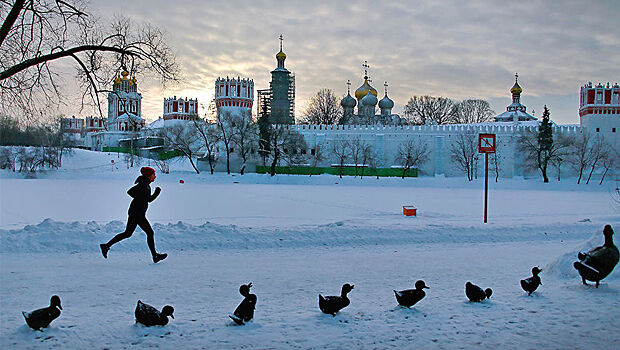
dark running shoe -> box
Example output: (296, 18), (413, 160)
(100, 244), (109, 259)
(153, 253), (168, 263)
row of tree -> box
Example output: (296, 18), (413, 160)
(298, 89), (496, 125)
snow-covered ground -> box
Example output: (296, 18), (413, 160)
(0, 149), (619, 349)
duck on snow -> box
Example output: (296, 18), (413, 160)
(574, 224), (619, 288)
(319, 283), (354, 316)
(394, 280), (429, 308)
(465, 282), (492, 302)
(22, 295), (62, 330)
(229, 282), (257, 325)
(135, 300), (174, 326)
(520, 267), (543, 295)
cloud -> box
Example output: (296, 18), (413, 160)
(79, 0), (620, 125)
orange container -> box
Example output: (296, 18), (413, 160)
(403, 206), (417, 216)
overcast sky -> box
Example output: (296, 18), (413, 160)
(90, 0), (620, 125)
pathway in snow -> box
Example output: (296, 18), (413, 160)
(1, 241), (618, 349)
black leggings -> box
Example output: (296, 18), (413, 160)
(106, 215), (157, 256)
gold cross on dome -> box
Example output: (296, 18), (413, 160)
(384, 81), (388, 95)
(346, 79), (351, 93)
(362, 61), (370, 77)
(279, 34), (283, 51)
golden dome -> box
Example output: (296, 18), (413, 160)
(354, 78), (378, 100)
(510, 82), (522, 94)
(121, 71), (129, 78)
(276, 50), (286, 60)
(114, 76), (122, 84)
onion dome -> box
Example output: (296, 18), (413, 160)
(361, 90), (378, 106)
(114, 76), (122, 84)
(355, 78), (378, 100)
(121, 71), (129, 79)
(510, 73), (522, 94)
(379, 94), (394, 109)
(341, 92), (356, 108)
(276, 50), (286, 60)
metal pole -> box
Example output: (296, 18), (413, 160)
(484, 152), (489, 223)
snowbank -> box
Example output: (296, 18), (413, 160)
(0, 218), (604, 253)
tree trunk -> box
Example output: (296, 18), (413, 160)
(599, 167), (609, 185)
(270, 150), (278, 176)
(586, 162), (598, 184)
(188, 156), (200, 174)
(542, 170), (549, 183)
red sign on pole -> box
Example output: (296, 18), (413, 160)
(478, 133), (496, 153)
(478, 133), (495, 223)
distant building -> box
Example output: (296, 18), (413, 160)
(339, 61), (405, 126)
(579, 82), (620, 141)
(257, 35), (295, 124)
(86, 71), (146, 150)
(215, 77), (254, 122)
(163, 96), (199, 126)
(494, 74), (536, 122)
(106, 71), (145, 132)
(84, 116), (105, 133)
(60, 116), (84, 146)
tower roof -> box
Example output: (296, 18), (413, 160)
(510, 73), (522, 94)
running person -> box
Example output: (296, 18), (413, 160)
(100, 167), (167, 263)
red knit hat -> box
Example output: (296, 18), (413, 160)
(140, 167), (155, 177)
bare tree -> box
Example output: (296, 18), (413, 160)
(0, 147), (16, 171)
(231, 110), (258, 174)
(455, 99), (495, 124)
(520, 130), (571, 183)
(162, 124), (200, 174)
(258, 125), (307, 176)
(585, 135), (610, 184)
(567, 132), (593, 184)
(308, 144), (324, 177)
(449, 132), (478, 181)
(193, 118), (220, 174)
(360, 144), (375, 179)
(349, 137), (371, 177)
(395, 137), (430, 178)
(300, 89), (342, 125)
(216, 111), (237, 174)
(330, 139), (351, 178)
(403, 96), (458, 125)
(488, 140), (502, 182)
(152, 157), (170, 174)
(599, 143), (618, 185)
(1, 1), (178, 121)
(264, 126), (307, 176)
(519, 108), (570, 183)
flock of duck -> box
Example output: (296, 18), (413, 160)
(22, 225), (618, 330)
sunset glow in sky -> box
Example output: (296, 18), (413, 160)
(91, 0), (620, 124)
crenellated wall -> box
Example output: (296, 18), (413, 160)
(276, 123), (583, 178)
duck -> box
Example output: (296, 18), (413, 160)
(22, 295), (62, 330)
(319, 283), (354, 316)
(135, 300), (174, 326)
(520, 267), (543, 295)
(574, 224), (619, 288)
(229, 282), (257, 325)
(394, 280), (429, 307)
(465, 282), (492, 302)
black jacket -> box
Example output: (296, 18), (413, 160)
(127, 176), (160, 216)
